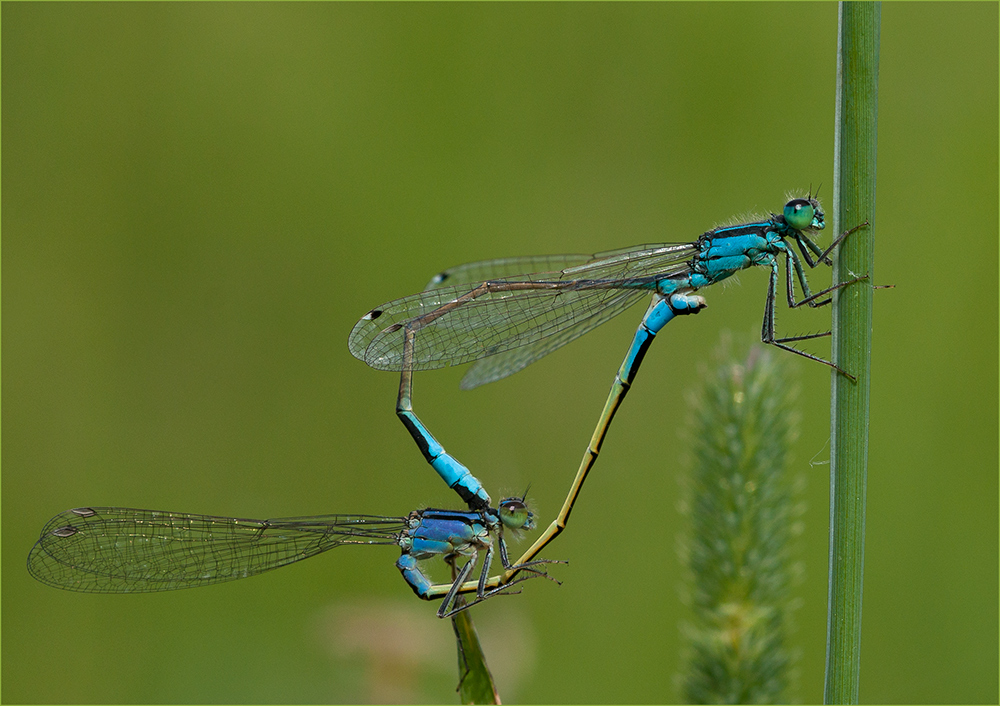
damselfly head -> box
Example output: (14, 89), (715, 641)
(497, 497), (536, 533)
(783, 197), (825, 232)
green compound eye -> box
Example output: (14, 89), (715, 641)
(783, 198), (817, 230)
(498, 498), (534, 531)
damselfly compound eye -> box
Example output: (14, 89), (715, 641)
(498, 498), (534, 531)
(783, 198), (816, 230)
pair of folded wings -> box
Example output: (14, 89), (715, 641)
(349, 243), (698, 389)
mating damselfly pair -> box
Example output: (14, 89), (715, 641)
(28, 195), (867, 616)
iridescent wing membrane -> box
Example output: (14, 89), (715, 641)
(349, 244), (698, 388)
(27, 507), (406, 593)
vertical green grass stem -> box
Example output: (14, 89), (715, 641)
(825, 3), (880, 704)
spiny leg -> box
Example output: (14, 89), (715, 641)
(437, 552), (480, 618)
(784, 220), (869, 310)
(815, 220), (869, 264)
(762, 260), (863, 381)
(495, 531), (564, 580)
(437, 549), (562, 618)
(783, 249), (869, 310)
(439, 570), (557, 618)
(783, 243), (866, 310)
(794, 220), (869, 269)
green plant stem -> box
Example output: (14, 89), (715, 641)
(450, 556), (500, 705)
(452, 600), (500, 705)
(825, 3), (880, 704)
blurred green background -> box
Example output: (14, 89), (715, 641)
(3, 3), (996, 703)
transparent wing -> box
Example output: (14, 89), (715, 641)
(424, 254), (596, 290)
(458, 287), (645, 389)
(27, 507), (405, 593)
(349, 243), (697, 376)
(429, 255), (641, 388)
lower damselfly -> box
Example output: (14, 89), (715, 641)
(28, 496), (561, 617)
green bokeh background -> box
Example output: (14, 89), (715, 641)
(3, 3), (996, 703)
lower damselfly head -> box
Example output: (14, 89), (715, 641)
(783, 197), (825, 232)
(497, 497), (536, 532)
